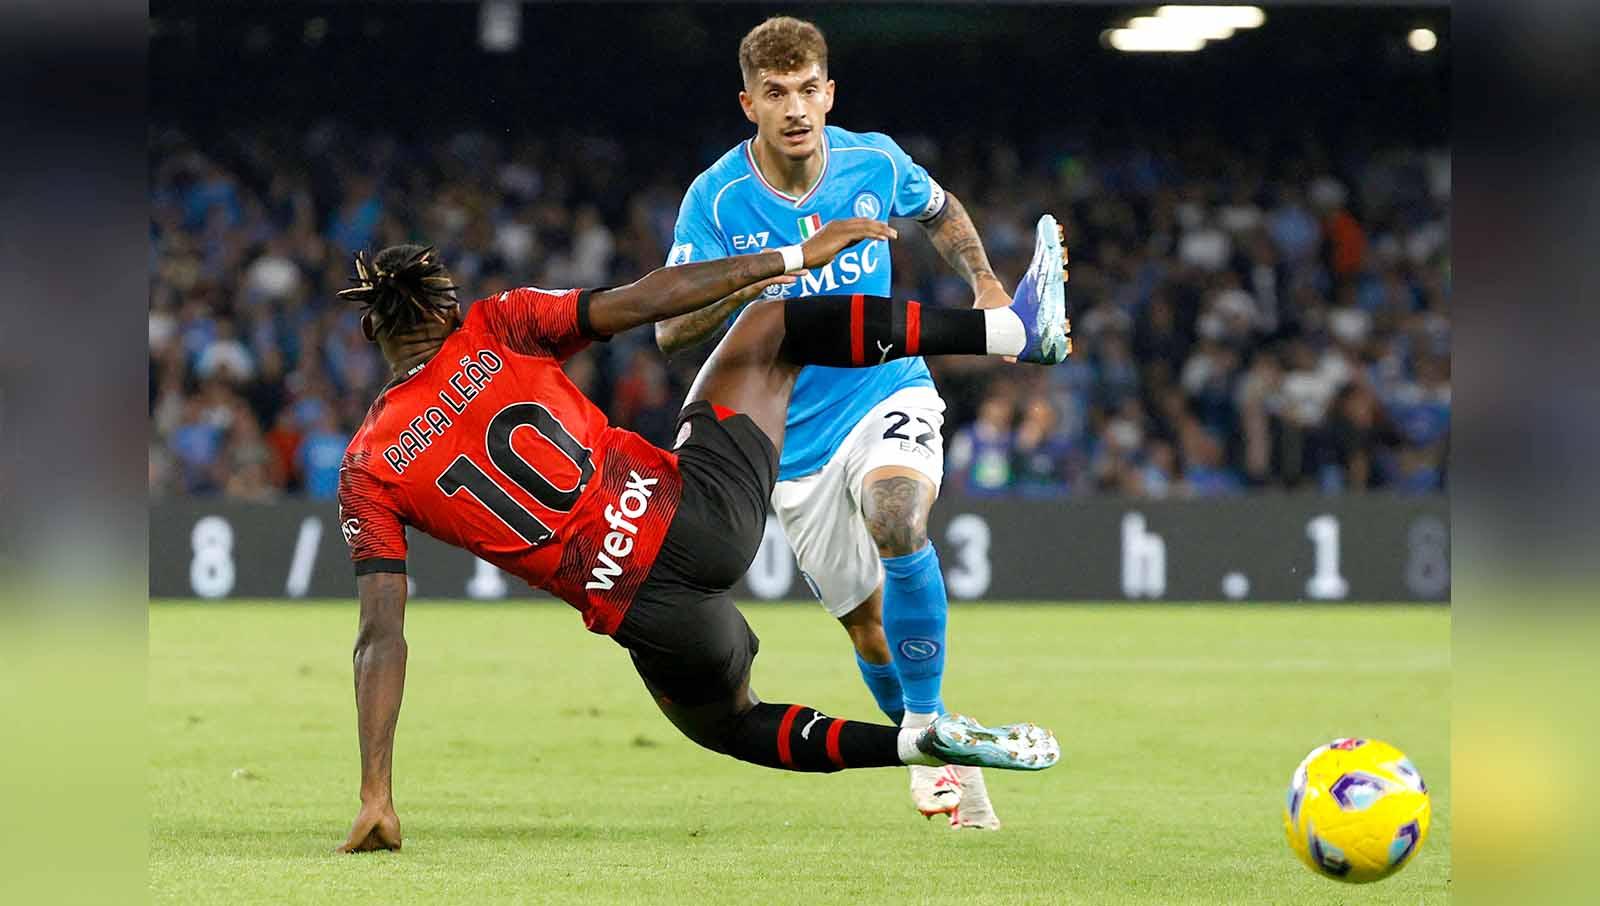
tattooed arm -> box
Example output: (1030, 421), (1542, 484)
(920, 191), (1011, 310)
(655, 289), (757, 357)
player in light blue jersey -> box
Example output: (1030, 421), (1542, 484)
(658, 16), (1035, 829)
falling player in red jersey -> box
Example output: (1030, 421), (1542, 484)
(334, 216), (1071, 852)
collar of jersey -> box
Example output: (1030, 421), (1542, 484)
(743, 131), (829, 207)
(381, 331), (457, 395)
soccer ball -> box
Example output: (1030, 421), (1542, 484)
(1283, 738), (1430, 883)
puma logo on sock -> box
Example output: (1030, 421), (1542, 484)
(801, 710), (827, 740)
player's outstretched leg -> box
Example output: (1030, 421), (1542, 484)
(683, 212), (1070, 458)
(616, 588), (1059, 776)
(779, 213), (1071, 368)
(650, 683), (1060, 775)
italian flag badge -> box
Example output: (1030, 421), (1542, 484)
(797, 213), (823, 239)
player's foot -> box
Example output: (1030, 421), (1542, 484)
(915, 713), (1059, 771)
(910, 764), (963, 818)
(1010, 214), (1072, 364)
(947, 765), (1002, 830)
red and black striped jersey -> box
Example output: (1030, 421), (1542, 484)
(337, 287), (682, 634)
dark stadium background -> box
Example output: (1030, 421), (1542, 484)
(149, 3), (1448, 557)
(151, 4), (1446, 141)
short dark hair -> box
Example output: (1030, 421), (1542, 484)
(738, 16), (827, 86)
(338, 244), (458, 337)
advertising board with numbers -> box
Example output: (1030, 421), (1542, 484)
(150, 496), (1448, 603)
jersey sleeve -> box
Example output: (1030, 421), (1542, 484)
(475, 286), (601, 359)
(876, 133), (948, 223)
(338, 459), (408, 575)
(666, 179), (729, 266)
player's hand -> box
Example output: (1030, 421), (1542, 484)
(801, 217), (897, 269)
(336, 798), (402, 853)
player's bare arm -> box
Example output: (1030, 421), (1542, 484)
(921, 191), (1010, 310)
(655, 288), (762, 358)
(338, 571), (408, 853)
(594, 217), (893, 338)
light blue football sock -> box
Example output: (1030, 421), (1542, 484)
(854, 654), (905, 725)
(881, 543), (948, 717)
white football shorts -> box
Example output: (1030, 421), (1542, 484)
(770, 385), (946, 618)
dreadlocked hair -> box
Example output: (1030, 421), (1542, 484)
(337, 244), (459, 336)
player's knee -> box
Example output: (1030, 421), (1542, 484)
(654, 678), (755, 754)
(871, 524), (927, 558)
(741, 298), (785, 324)
(863, 476), (932, 557)
(672, 705), (743, 755)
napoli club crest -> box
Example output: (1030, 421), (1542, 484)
(853, 192), (882, 219)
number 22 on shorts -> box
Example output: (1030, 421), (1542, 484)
(882, 410), (935, 451)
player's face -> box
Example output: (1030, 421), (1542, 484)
(740, 63), (834, 161)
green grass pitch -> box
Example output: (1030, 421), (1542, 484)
(149, 601), (1449, 905)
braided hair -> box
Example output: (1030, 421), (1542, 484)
(337, 244), (459, 337)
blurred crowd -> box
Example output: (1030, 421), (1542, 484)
(149, 123), (1449, 501)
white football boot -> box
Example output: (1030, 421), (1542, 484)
(913, 713), (1060, 771)
(947, 765), (1001, 830)
(910, 764), (963, 818)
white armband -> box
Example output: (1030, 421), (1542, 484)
(915, 179), (948, 223)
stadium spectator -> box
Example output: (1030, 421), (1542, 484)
(168, 397), (226, 495)
(1091, 397), (1150, 495)
(1011, 395), (1077, 499)
(1137, 441), (1179, 499)
(1178, 418), (1242, 498)
(264, 409), (303, 492)
(1326, 383), (1388, 492)
(947, 386), (1016, 497)
(1235, 346), (1285, 487)
(195, 318), (255, 383)
(296, 411), (348, 500)
(1384, 354), (1451, 493)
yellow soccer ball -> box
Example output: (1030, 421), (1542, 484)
(1283, 738), (1431, 883)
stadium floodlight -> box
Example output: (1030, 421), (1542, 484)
(1154, 6), (1267, 31)
(1127, 15), (1235, 42)
(1106, 28), (1207, 53)
(1109, 5), (1264, 54)
(1408, 28), (1438, 53)
(479, 0), (520, 53)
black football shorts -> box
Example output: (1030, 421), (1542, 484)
(610, 401), (777, 706)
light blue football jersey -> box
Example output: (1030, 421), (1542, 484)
(668, 125), (948, 480)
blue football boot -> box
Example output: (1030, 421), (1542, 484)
(1011, 214), (1072, 364)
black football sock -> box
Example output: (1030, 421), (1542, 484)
(779, 293), (1024, 367)
(725, 702), (906, 773)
